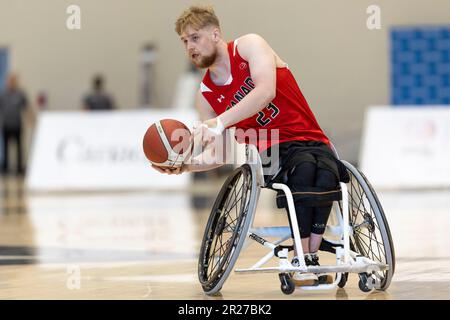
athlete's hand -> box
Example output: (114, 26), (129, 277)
(202, 118), (218, 127)
(192, 117), (224, 147)
(202, 118), (218, 145)
(191, 122), (209, 150)
(151, 164), (186, 175)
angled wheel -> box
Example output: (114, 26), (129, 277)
(198, 164), (259, 295)
(342, 161), (396, 291)
(358, 273), (373, 292)
(337, 272), (348, 288)
(279, 273), (295, 295)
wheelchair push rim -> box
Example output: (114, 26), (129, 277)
(198, 164), (259, 295)
(342, 161), (396, 290)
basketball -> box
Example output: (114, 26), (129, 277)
(143, 119), (192, 167)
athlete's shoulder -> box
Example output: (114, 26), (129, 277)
(235, 34), (272, 59)
(235, 34), (268, 48)
(237, 33), (266, 42)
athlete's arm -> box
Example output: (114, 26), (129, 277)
(205, 34), (276, 133)
(195, 89), (217, 121)
(183, 90), (229, 172)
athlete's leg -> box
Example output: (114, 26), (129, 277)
(287, 161), (320, 284)
(309, 168), (337, 253)
(286, 161), (316, 255)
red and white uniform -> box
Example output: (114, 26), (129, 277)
(200, 39), (330, 152)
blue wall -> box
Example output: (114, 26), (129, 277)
(391, 27), (450, 106)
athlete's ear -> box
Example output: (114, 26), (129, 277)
(212, 28), (220, 42)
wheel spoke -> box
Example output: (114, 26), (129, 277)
(206, 223), (220, 273)
(223, 177), (244, 218)
(222, 178), (238, 215)
(222, 173), (250, 230)
(354, 229), (383, 262)
(223, 194), (244, 228)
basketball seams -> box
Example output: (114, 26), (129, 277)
(160, 119), (190, 152)
(156, 121), (177, 154)
(143, 119), (192, 167)
(143, 124), (168, 163)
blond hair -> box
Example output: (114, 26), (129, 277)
(175, 5), (220, 35)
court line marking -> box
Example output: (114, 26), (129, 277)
(101, 274), (197, 283)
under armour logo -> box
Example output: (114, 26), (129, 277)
(217, 95), (225, 103)
(239, 62), (247, 70)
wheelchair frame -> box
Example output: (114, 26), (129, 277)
(199, 144), (394, 295)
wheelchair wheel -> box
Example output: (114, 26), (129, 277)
(198, 164), (259, 295)
(279, 273), (295, 295)
(337, 272), (348, 288)
(341, 161), (396, 291)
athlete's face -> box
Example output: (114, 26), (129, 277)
(180, 25), (218, 69)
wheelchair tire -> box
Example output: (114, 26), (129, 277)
(337, 272), (348, 288)
(198, 164), (259, 295)
(279, 273), (295, 295)
(341, 161), (396, 291)
(358, 273), (373, 293)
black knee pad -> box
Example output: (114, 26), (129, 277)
(311, 222), (327, 235)
(311, 205), (333, 235)
(300, 228), (312, 239)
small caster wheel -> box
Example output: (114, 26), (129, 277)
(358, 273), (372, 293)
(279, 273), (295, 295)
(337, 272), (348, 288)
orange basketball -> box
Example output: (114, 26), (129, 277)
(143, 119), (191, 167)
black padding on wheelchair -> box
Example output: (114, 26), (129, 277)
(275, 186), (342, 208)
(319, 239), (343, 254)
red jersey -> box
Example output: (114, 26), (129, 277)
(200, 39), (329, 152)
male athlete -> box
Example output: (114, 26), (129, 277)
(152, 5), (348, 285)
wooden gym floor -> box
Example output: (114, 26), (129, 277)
(0, 175), (449, 300)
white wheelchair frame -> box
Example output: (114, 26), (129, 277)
(232, 144), (390, 292)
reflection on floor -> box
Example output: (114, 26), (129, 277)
(0, 176), (449, 299)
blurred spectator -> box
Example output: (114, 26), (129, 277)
(36, 91), (48, 110)
(83, 74), (115, 110)
(0, 73), (29, 176)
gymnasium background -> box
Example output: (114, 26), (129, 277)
(0, 0), (449, 299)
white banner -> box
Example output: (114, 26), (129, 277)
(360, 106), (450, 189)
(26, 110), (197, 191)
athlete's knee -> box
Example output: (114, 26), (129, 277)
(311, 223), (327, 235)
(315, 168), (338, 189)
(300, 228), (311, 238)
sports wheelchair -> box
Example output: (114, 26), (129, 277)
(198, 144), (395, 295)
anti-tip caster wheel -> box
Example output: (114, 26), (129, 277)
(279, 273), (295, 295)
(337, 272), (348, 288)
(358, 273), (373, 293)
